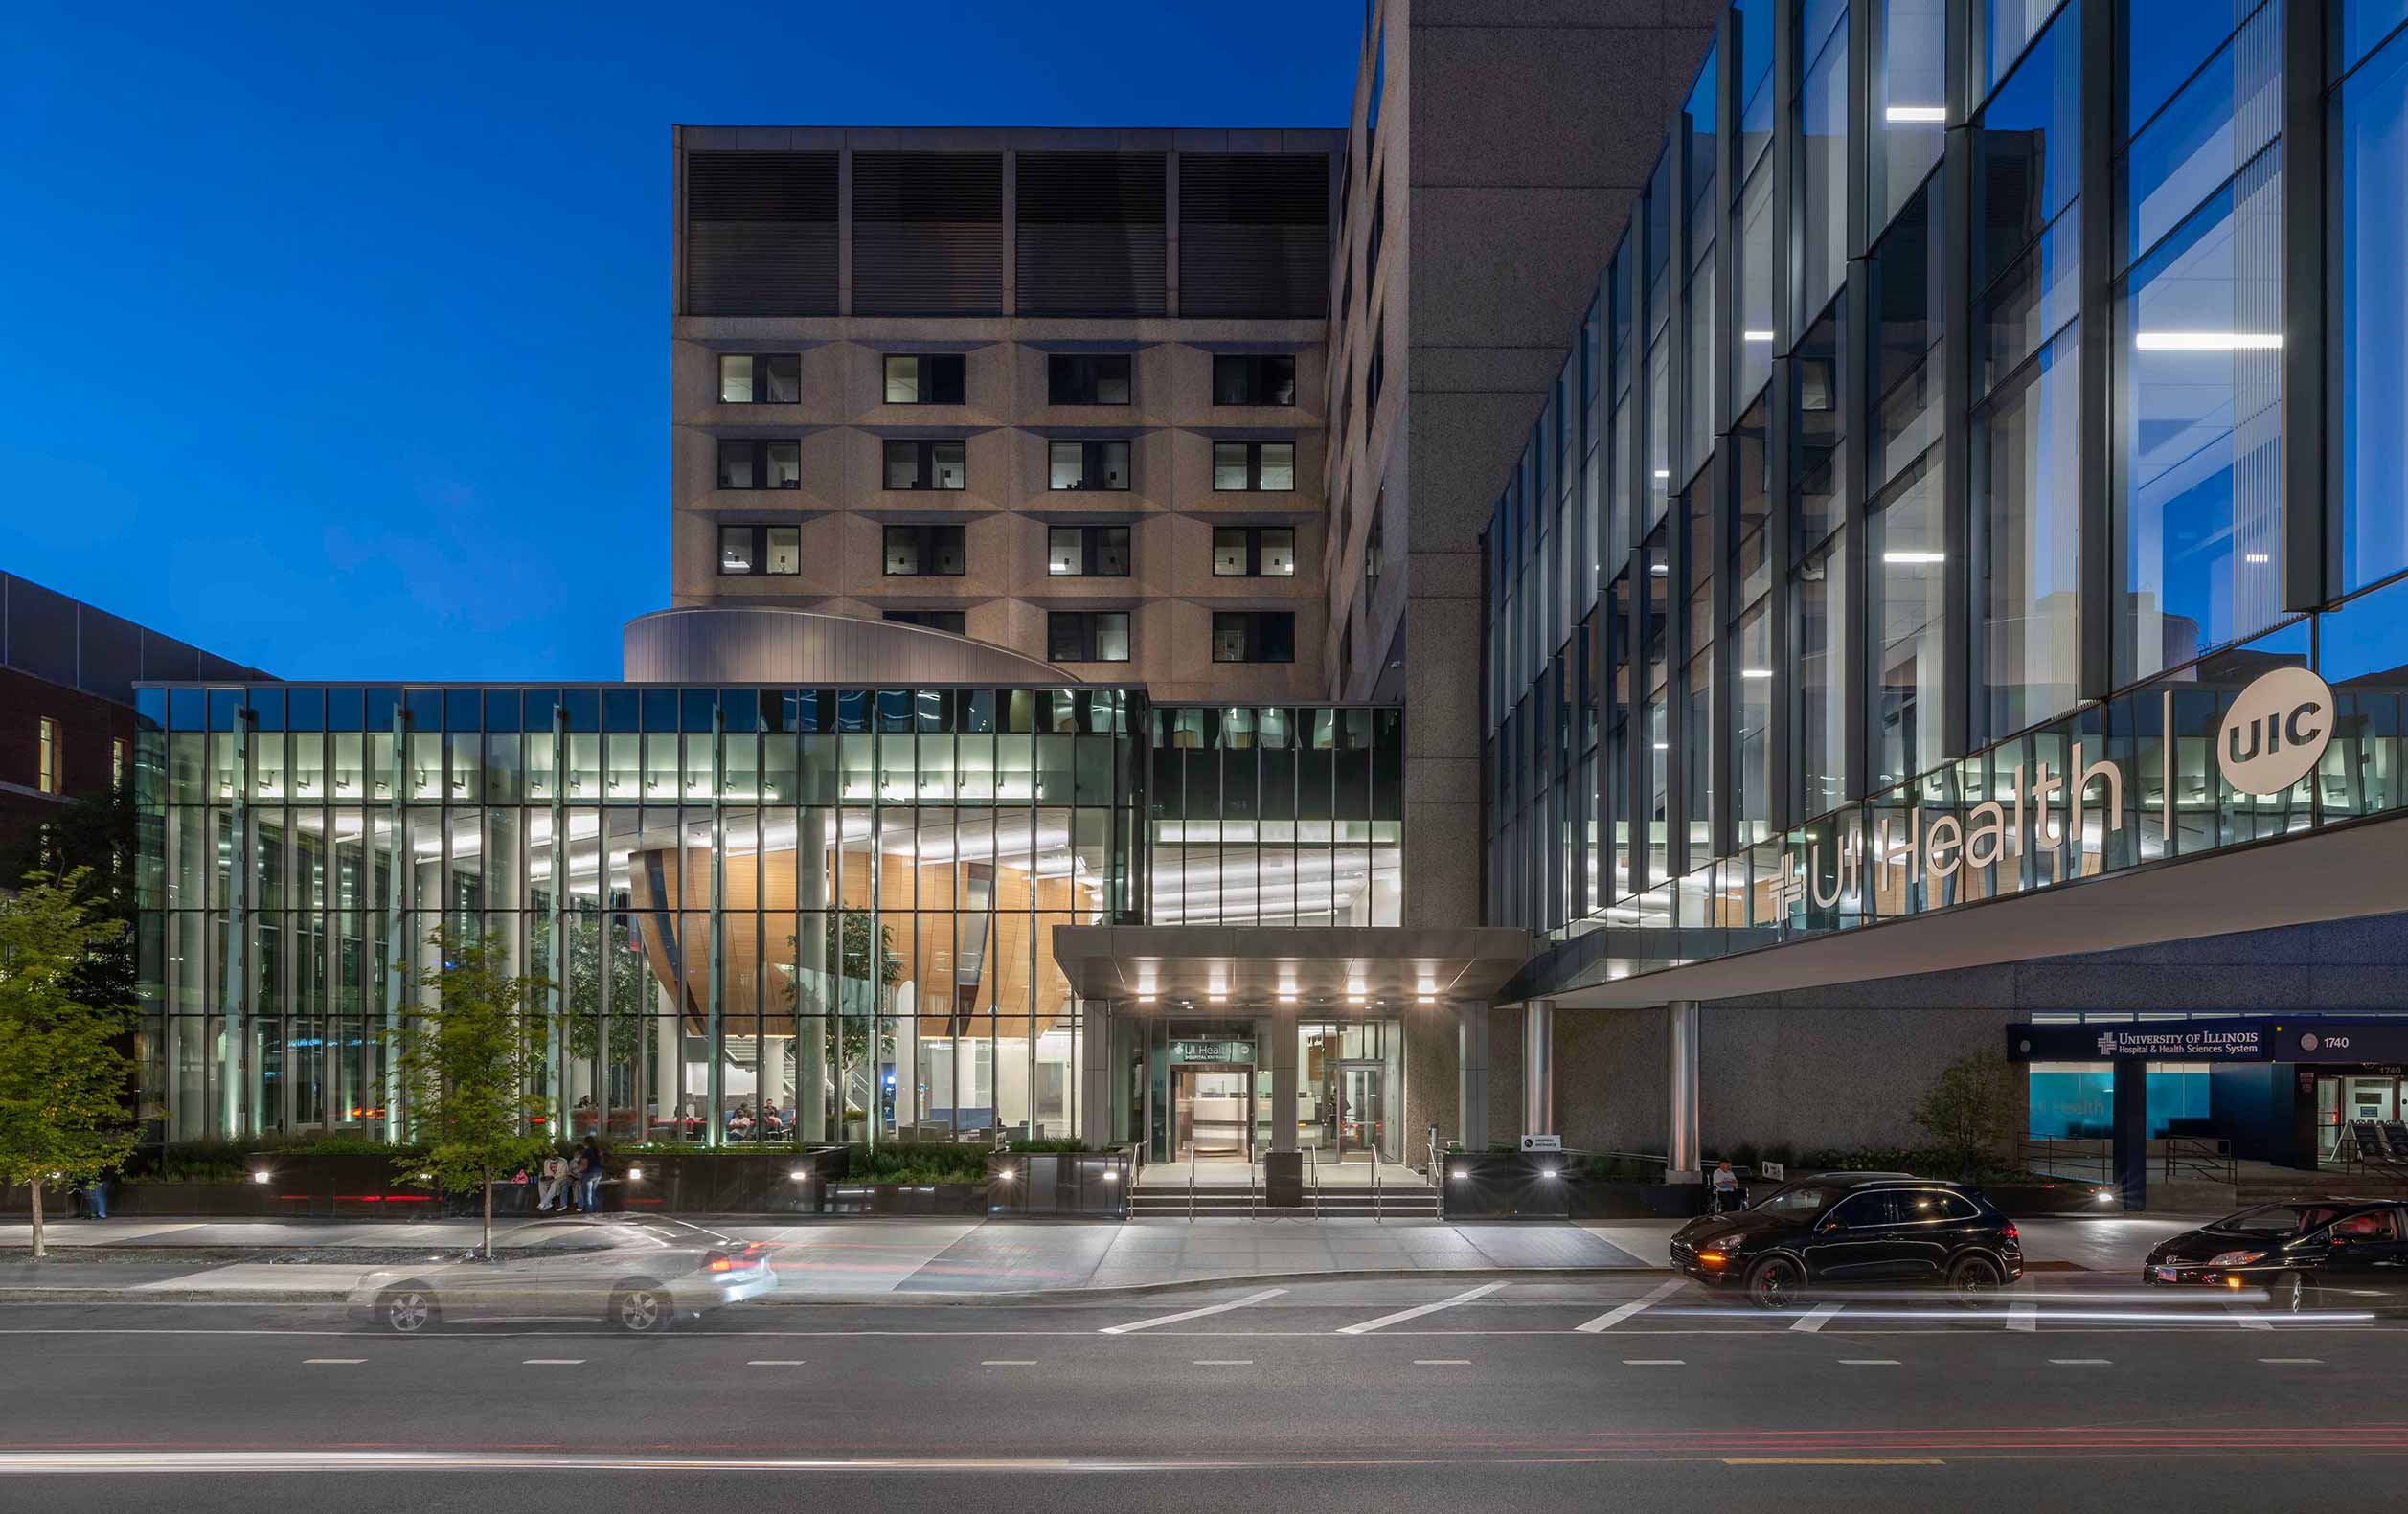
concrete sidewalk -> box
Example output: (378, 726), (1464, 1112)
(0, 1211), (2202, 1304)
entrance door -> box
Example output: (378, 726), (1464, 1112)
(1174, 1068), (1254, 1160)
(1337, 1063), (1385, 1164)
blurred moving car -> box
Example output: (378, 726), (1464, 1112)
(350, 1224), (776, 1333)
(2142, 1200), (2408, 1312)
(1670, 1172), (2024, 1308)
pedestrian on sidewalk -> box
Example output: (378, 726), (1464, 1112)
(1711, 1160), (1739, 1215)
(76, 1175), (109, 1220)
(577, 1137), (604, 1213)
(536, 1150), (570, 1212)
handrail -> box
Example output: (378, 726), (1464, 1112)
(1249, 1156), (1258, 1219)
(1188, 1155), (1197, 1222)
(1310, 1154), (1322, 1220)
(2161, 1136), (2236, 1186)
(1373, 1154), (1382, 1225)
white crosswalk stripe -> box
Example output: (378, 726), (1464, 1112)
(1790, 1302), (1843, 1333)
(1334, 1282), (1508, 1336)
(1576, 1278), (1689, 1333)
(1100, 1288), (1288, 1336)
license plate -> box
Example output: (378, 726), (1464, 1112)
(2154, 1265), (2178, 1282)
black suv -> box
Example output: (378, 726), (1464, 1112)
(1670, 1172), (2024, 1308)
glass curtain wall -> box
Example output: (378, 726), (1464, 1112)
(1479, 0), (2408, 958)
(137, 685), (1138, 1145)
(1148, 706), (1403, 926)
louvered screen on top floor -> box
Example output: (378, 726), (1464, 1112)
(1014, 152), (1168, 317)
(684, 151), (839, 316)
(852, 152), (1004, 316)
(1178, 153), (1330, 319)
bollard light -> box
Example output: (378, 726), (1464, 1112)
(626, 1164), (644, 1182)
(789, 1169), (809, 1182)
(251, 1169), (272, 1185)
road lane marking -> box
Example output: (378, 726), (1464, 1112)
(1333, 1281), (1506, 1335)
(2048, 1358), (2112, 1365)
(2259, 1357), (2324, 1364)
(746, 1360), (807, 1366)
(980, 1359), (1037, 1366)
(1622, 1358), (1685, 1366)
(1413, 1359), (1471, 1366)
(1791, 1302), (1843, 1333)
(1838, 1359), (1900, 1366)
(2225, 1301), (2273, 1331)
(1191, 1359), (1253, 1366)
(1099, 1287), (1288, 1336)
(302, 1358), (364, 1365)
(521, 1359), (584, 1366)
(1575, 1278), (1688, 1333)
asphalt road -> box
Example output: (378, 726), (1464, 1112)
(1, 1277), (2402, 1512)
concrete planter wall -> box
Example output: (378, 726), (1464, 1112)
(983, 1149), (1134, 1217)
(820, 1182), (988, 1215)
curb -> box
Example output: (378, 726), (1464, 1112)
(0, 1288), (349, 1304)
(0, 1264), (1674, 1309)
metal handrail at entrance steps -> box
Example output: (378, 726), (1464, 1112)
(1188, 1156), (1197, 1221)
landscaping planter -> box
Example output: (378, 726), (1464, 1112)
(609, 1148), (847, 1214)
(1436, 1152), (1575, 1219)
(1980, 1183), (2119, 1216)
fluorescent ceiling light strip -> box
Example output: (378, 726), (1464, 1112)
(1881, 551), (1946, 564)
(2133, 331), (2283, 350)
(1884, 104), (1946, 123)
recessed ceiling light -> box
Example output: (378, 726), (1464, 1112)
(1885, 104), (1946, 123)
(2134, 331), (2283, 350)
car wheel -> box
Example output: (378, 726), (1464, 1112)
(2281, 1270), (2307, 1314)
(1946, 1254), (2004, 1307)
(1745, 1255), (1805, 1310)
(610, 1281), (674, 1334)
(379, 1283), (440, 1334)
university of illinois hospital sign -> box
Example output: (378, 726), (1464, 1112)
(1778, 666), (2336, 916)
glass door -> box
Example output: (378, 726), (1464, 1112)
(1337, 1063), (1385, 1163)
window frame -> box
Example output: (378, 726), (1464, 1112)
(1210, 610), (1298, 663)
(1046, 610), (1132, 664)
(716, 351), (802, 404)
(1048, 440), (1132, 492)
(1212, 440), (1298, 492)
(882, 523), (967, 577)
(37, 715), (60, 795)
(1047, 353), (1133, 406)
(882, 438), (968, 492)
(716, 524), (802, 577)
(1047, 524), (1133, 577)
(1212, 353), (1298, 406)
(1211, 526), (1298, 577)
(716, 438), (802, 491)
(883, 352), (966, 405)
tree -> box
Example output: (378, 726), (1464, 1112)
(1911, 1050), (2022, 1185)
(0, 871), (138, 1260)
(387, 927), (551, 1257)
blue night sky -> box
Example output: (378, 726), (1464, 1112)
(0, 0), (1361, 680)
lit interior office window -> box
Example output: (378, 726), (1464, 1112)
(37, 716), (59, 795)
(718, 352), (800, 403)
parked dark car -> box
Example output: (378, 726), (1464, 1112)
(1670, 1172), (2024, 1308)
(2141, 1200), (2408, 1312)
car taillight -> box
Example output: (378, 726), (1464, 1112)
(704, 1251), (734, 1273)
(2001, 1223), (2018, 1242)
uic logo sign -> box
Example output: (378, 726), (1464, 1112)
(2216, 665), (2333, 795)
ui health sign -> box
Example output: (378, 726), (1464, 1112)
(2010, 1018), (2408, 1064)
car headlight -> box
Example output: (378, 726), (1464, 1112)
(2207, 1250), (2267, 1268)
(1707, 1233), (1746, 1252)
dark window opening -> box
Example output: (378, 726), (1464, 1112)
(883, 439), (967, 491)
(1048, 611), (1131, 663)
(1213, 441), (1296, 491)
(1049, 440), (1131, 491)
(882, 524), (967, 576)
(1048, 353), (1132, 405)
(717, 439), (801, 490)
(1213, 353), (1297, 406)
(1212, 611), (1296, 663)
(883, 353), (967, 404)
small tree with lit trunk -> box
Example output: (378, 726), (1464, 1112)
(1912, 1050), (2022, 1186)
(388, 928), (550, 1258)
(0, 872), (138, 1260)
